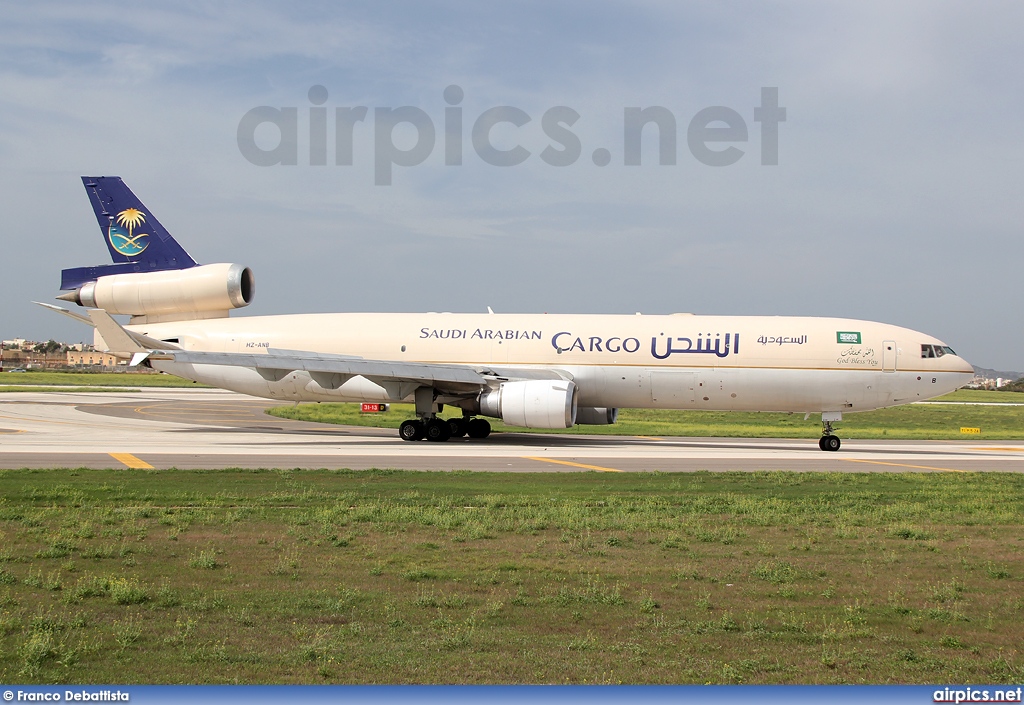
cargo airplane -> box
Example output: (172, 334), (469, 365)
(40, 177), (975, 450)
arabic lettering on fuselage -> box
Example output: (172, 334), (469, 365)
(550, 331), (740, 358)
(650, 333), (739, 360)
(419, 328), (542, 341)
(756, 335), (808, 346)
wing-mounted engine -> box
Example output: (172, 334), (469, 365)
(575, 407), (618, 425)
(477, 380), (578, 428)
(58, 263), (254, 324)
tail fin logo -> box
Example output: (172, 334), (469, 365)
(109, 207), (150, 256)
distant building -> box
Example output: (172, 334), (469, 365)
(965, 375), (1016, 390)
(0, 350), (68, 369)
(1, 349), (25, 368)
(66, 351), (124, 368)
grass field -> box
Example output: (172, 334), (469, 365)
(268, 390), (1024, 440)
(0, 469), (1022, 684)
(0, 371), (206, 388)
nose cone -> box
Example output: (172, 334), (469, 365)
(941, 348), (974, 375)
(954, 357), (975, 375)
(948, 356), (976, 392)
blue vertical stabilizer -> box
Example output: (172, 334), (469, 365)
(61, 177), (198, 290)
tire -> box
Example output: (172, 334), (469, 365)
(425, 419), (451, 442)
(448, 418), (467, 438)
(818, 437), (827, 451)
(466, 418), (491, 439)
(399, 420), (424, 441)
(824, 435), (841, 452)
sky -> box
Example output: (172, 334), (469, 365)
(1, 2), (1021, 371)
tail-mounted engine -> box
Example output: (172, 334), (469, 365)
(59, 263), (254, 323)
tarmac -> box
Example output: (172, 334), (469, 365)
(1, 388), (1022, 472)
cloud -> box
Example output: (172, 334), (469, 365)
(0, 1), (1021, 370)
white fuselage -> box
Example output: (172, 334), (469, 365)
(123, 312), (974, 415)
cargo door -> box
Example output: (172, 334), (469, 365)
(650, 370), (696, 407)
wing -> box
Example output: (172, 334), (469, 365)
(76, 308), (570, 397)
(162, 348), (489, 395)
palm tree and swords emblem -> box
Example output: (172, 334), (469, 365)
(108, 207), (149, 256)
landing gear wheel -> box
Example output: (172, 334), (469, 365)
(819, 416), (841, 452)
(466, 418), (491, 439)
(447, 418), (468, 438)
(399, 419), (424, 441)
(425, 419), (452, 442)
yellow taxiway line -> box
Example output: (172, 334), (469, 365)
(840, 458), (967, 473)
(524, 456), (623, 473)
(108, 453), (154, 469)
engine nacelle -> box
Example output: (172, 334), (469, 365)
(478, 380), (577, 428)
(72, 263), (254, 318)
(575, 407), (618, 425)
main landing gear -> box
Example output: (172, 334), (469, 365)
(398, 388), (491, 442)
(819, 417), (841, 452)
(398, 417), (491, 442)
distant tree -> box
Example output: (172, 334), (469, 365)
(32, 340), (62, 354)
(998, 378), (1024, 393)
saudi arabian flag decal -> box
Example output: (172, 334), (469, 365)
(836, 331), (862, 344)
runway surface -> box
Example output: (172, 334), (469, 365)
(1, 389), (1023, 472)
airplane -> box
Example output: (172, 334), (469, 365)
(40, 176), (975, 450)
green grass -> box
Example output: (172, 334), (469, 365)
(268, 390), (1024, 440)
(941, 389), (1024, 403)
(0, 371), (207, 388)
(0, 468), (1023, 684)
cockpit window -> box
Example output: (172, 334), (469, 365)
(922, 344), (957, 358)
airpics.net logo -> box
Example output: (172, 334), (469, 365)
(237, 85), (786, 185)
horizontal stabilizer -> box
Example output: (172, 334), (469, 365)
(82, 309), (181, 352)
(33, 301), (92, 325)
